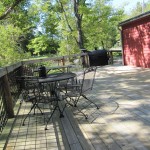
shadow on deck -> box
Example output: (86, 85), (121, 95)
(1, 64), (150, 150)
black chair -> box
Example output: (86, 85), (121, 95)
(64, 66), (99, 119)
(17, 76), (53, 125)
(19, 76), (45, 125)
(20, 77), (64, 127)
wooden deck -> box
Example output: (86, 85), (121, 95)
(1, 65), (150, 150)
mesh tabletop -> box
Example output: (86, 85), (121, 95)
(38, 72), (76, 83)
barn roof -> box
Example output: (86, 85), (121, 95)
(119, 11), (150, 26)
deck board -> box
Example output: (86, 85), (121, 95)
(2, 65), (150, 150)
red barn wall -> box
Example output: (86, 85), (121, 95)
(122, 15), (150, 68)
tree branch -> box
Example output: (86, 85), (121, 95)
(57, 0), (73, 32)
(57, 0), (78, 44)
(0, 0), (24, 20)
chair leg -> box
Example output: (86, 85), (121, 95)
(22, 103), (37, 126)
(36, 104), (44, 114)
(56, 101), (64, 118)
(53, 91), (64, 118)
(74, 106), (88, 119)
(74, 96), (81, 107)
(22, 102), (43, 126)
(82, 94), (99, 109)
(65, 97), (88, 119)
(45, 106), (57, 130)
(45, 94), (64, 130)
(45, 104), (64, 130)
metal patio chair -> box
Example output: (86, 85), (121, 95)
(17, 76), (53, 125)
(19, 76), (44, 125)
(64, 66), (99, 119)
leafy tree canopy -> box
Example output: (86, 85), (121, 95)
(0, 0), (149, 66)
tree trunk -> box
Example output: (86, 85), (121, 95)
(73, 0), (85, 50)
(77, 17), (84, 49)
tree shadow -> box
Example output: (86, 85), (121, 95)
(3, 65), (150, 150)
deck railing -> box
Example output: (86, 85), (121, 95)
(0, 51), (121, 133)
(0, 53), (87, 133)
(0, 62), (23, 132)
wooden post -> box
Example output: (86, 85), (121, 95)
(85, 53), (90, 67)
(19, 63), (25, 90)
(3, 74), (14, 118)
(109, 51), (113, 64)
(58, 60), (59, 66)
(62, 56), (65, 72)
(62, 56), (65, 66)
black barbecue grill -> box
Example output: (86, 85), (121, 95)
(81, 49), (109, 67)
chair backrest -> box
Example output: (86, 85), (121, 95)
(21, 77), (40, 102)
(79, 66), (97, 93)
(74, 66), (97, 94)
(17, 75), (60, 104)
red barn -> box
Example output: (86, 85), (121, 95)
(120, 11), (150, 68)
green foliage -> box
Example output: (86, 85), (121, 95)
(125, 0), (150, 19)
(144, 0), (150, 12)
(58, 37), (80, 56)
(0, 24), (29, 66)
(83, 0), (124, 50)
(27, 35), (49, 55)
(0, 0), (133, 66)
(26, 1), (60, 55)
(27, 34), (59, 55)
(55, 0), (124, 54)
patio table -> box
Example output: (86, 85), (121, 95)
(38, 72), (76, 130)
(38, 72), (76, 83)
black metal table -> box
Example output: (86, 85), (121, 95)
(38, 72), (76, 83)
(38, 72), (76, 130)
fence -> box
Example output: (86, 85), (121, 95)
(0, 53), (86, 133)
(0, 62), (23, 132)
(0, 51), (121, 133)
